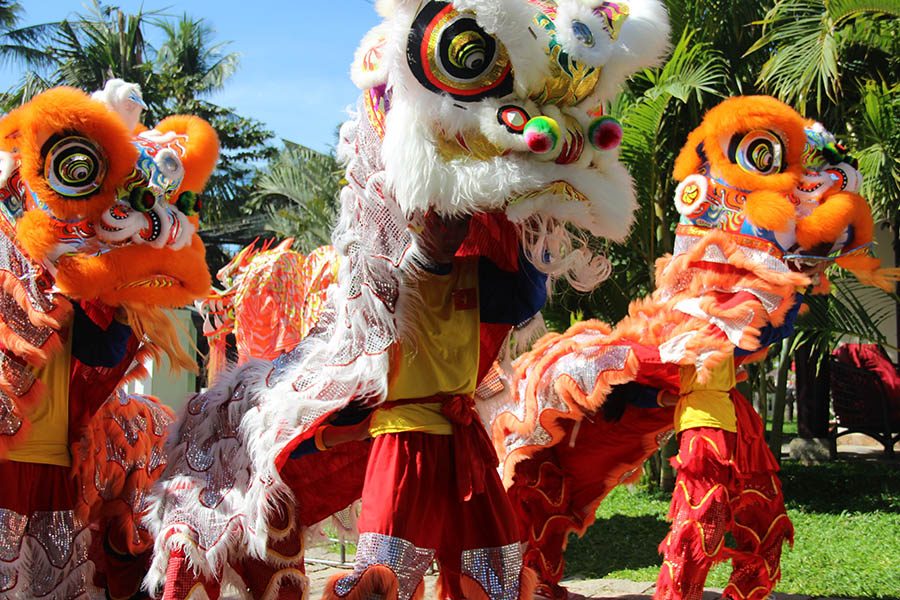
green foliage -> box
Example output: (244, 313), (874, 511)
(251, 141), (341, 253)
(564, 461), (900, 598)
(0, 0), (56, 70)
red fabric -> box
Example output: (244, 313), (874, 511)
(356, 427), (520, 599)
(833, 343), (900, 419)
(441, 394), (500, 500)
(281, 438), (370, 528)
(655, 424), (792, 600)
(0, 461), (76, 513)
(509, 405), (675, 600)
(68, 334), (141, 438)
(457, 212), (520, 273)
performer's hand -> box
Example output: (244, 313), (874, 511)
(320, 416), (373, 449)
(657, 390), (679, 407)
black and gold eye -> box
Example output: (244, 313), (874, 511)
(42, 134), (107, 198)
(728, 130), (785, 175)
(176, 190), (201, 216)
(128, 185), (156, 212)
(407, 1), (514, 102)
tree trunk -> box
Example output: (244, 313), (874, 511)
(768, 337), (792, 463)
(659, 434), (678, 492)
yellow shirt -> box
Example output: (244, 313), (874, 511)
(371, 259), (480, 437)
(7, 333), (73, 466)
(674, 355), (737, 433)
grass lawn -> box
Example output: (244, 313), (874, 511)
(564, 460), (900, 599)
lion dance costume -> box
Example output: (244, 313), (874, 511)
(482, 95), (894, 600)
(0, 80), (218, 599)
(146, 1), (670, 599)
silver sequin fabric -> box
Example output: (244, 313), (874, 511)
(0, 508), (92, 600)
(333, 533), (435, 600)
(461, 543), (523, 600)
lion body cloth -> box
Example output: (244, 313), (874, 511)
(0, 80), (218, 599)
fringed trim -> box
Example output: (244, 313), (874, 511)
(0, 269), (72, 331)
(123, 305), (198, 375)
(72, 394), (174, 554)
(519, 565), (538, 600)
(323, 565), (423, 600)
(258, 567), (310, 600)
(0, 417), (30, 460)
(0, 318), (65, 367)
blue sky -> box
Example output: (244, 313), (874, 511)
(2, 1), (382, 153)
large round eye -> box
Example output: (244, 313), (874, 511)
(407, 1), (514, 102)
(43, 134), (107, 198)
(728, 129), (785, 175)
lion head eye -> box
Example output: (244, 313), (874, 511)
(42, 134), (108, 198)
(728, 129), (785, 175)
(407, 1), (514, 102)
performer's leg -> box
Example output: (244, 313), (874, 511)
(654, 428), (737, 600)
(437, 430), (534, 600)
(722, 471), (793, 600)
(161, 549), (222, 600)
(323, 432), (448, 600)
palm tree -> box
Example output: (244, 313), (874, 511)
(0, 0), (55, 69)
(251, 141), (341, 253)
(155, 14), (240, 108)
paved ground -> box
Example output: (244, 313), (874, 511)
(303, 554), (851, 600)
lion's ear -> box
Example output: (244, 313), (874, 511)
(351, 25), (391, 90)
(152, 115), (219, 194)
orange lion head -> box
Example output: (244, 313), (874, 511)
(671, 95), (890, 290)
(0, 82), (218, 309)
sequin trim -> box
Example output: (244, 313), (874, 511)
(333, 533), (435, 600)
(460, 543), (523, 600)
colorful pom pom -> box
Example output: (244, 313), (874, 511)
(523, 116), (560, 154)
(588, 116), (623, 151)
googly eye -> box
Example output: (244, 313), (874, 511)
(176, 190), (201, 217)
(728, 129), (785, 175)
(407, 1), (514, 102)
(128, 185), (157, 213)
(571, 20), (595, 47)
(43, 134), (107, 198)
(154, 147), (184, 183)
(497, 106), (529, 134)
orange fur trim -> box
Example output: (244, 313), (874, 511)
(123, 305), (198, 375)
(672, 96), (806, 194)
(154, 115), (220, 195)
(0, 321), (64, 367)
(0, 416), (30, 459)
(743, 190), (796, 232)
(2, 87), (137, 222)
(54, 235), (211, 309)
(14, 211), (59, 267)
(835, 254), (900, 292)
(71, 394), (173, 554)
(322, 565), (418, 600)
(0, 270), (72, 330)
(796, 192), (874, 250)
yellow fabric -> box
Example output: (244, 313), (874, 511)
(8, 333), (72, 466)
(675, 355), (737, 433)
(368, 403), (452, 437)
(385, 259), (480, 402)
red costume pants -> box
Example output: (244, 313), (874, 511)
(324, 429), (534, 600)
(654, 425), (793, 600)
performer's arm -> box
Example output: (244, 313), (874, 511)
(479, 250), (548, 326)
(71, 302), (133, 367)
(735, 293), (803, 357)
